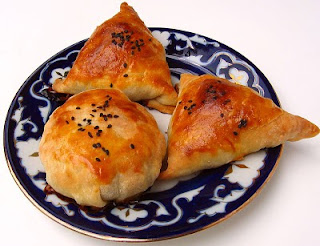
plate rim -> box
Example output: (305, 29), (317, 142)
(3, 27), (283, 242)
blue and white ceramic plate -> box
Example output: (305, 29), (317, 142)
(4, 28), (282, 242)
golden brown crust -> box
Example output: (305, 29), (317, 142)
(39, 89), (166, 207)
(53, 2), (177, 111)
(160, 74), (319, 179)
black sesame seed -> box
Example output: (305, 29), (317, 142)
(131, 46), (136, 49)
(149, 38), (152, 41)
(113, 115), (119, 118)
(88, 132), (93, 138)
(233, 131), (238, 136)
(65, 120), (69, 124)
(78, 128), (85, 131)
(238, 119), (248, 129)
(213, 96), (217, 100)
(96, 158), (101, 162)
(107, 114), (112, 118)
(96, 143), (101, 148)
(104, 116), (108, 121)
(77, 123), (82, 127)
(124, 30), (128, 33)
(107, 124), (112, 128)
(188, 100), (192, 103)
(188, 111), (192, 115)
(110, 83), (113, 88)
(96, 132), (101, 137)
(131, 51), (135, 55)
(92, 109), (97, 112)
(220, 113), (224, 118)
(130, 144), (135, 149)
(91, 103), (96, 107)
(123, 63), (127, 68)
(178, 101), (182, 104)
(223, 99), (231, 105)
(184, 106), (188, 110)
(102, 147), (109, 155)
(98, 129), (103, 133)
(221, 91), (226, 96)
(76, 106), (80, 109)
(83, 118), (87, 122)
(94, 126), (99, 129)
(90, 114), (95, 117)
(123, 74), (128, 77)
(71, 116), (75, 120)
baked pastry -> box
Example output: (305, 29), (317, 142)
(53, 2), (177, 114)
(39, 89), (166, 207)
(160, 74), (319, 179)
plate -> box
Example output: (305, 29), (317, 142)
(4, 28), (282, 242)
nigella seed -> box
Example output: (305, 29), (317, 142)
(92, 109), (97, 112)
(71, 116), (75, 120)
(123, 63), (127, 68)
(77, 123), (82, 127)
(90, 114), (95, 117)
(65, 120), (69, 124)
(91, 103), (96, 107)
(96, 143), (101, 148)
(107, 114), (112, 118)
(131, 51), (135, 55)
(178, 101), (182, 104)
(188, 111), (192, 115)
(113, 115), (119, 118)
(94, 126), (99, 129)
(78, 128), (85, 131)
(188, 100), (192, 103)
(76, 106), (80, 109)
(233, 131), (238, 136)
(104, 116), (108, 121)
(131, 46), (136, 49)
(110, 83), (113, 88)
(220, 113), (224, 118)
(130, 144), (135, 149)
(123, 74), (128, 77)
(88, 132), (93, 138)
(83, 118), (87, 122)
(107, 124), (112, 128)
(184, 106), (188, 110)
(96, 158), (101, 162)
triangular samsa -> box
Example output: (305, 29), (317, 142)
(160, 74), (319, 179)
(53, 2), (177, 114)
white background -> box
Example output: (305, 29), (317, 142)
(1, 0), (319, 245)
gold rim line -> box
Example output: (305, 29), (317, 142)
(4, 137), (283, 243)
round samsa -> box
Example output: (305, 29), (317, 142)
(39, 89), (166, 207)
